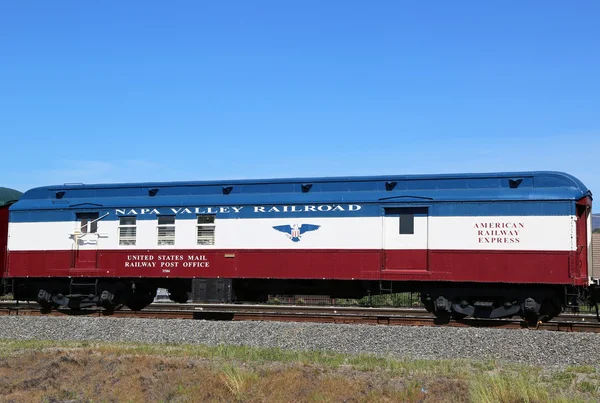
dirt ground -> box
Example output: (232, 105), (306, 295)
(0, 341), (597, 402)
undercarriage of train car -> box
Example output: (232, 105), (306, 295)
(4, 277), (599, 325)
(8, 278), (191, 312)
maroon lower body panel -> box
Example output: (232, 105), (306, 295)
(6, 248), (579, 285)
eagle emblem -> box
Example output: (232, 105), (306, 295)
(273, 224), (320, 242)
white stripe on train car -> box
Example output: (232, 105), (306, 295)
(7, 214), (577, 252)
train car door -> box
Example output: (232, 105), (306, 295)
(72, 212), (100, 271)
(382, 207), (429, 270)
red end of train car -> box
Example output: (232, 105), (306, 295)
(0, 187), (23, 290)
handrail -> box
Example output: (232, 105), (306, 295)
(378, 195), (434, 201)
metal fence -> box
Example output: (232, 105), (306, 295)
(266, 293), (600, 314)
(156, 289), (425, 308)
(265, 292), (425, 308)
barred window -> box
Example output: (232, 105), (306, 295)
(197, 215), (215, 245)
(119, 216), (137, 246)
(158, 216), (176, 245)
(77, 212), (98, 234)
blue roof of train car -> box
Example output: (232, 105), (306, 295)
(9, 171), (592, 211)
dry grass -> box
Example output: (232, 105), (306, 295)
(0, 339), (597, 402)
(0, 348), (450, 402)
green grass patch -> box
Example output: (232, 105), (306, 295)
(567, 365), (597, 374)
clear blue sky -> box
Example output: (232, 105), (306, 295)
(1, 1), (599, 196)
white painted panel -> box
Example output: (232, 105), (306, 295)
(8, 217), (384, 251)
(383, 216), (428, 250)
(8, 222), (72, 251)
(428, 215), (575, 251)
(215, 217), (383, 249)
(8, 220), (114, 251)
(78, 217), (384, 250)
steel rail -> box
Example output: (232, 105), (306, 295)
(0, 301), (598, 333)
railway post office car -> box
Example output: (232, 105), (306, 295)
(2, 171), (595, 322)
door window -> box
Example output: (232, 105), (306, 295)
(385, 207), (428, 235)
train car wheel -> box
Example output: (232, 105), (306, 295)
(37, 289), (54, 312)
(124, 287), (157, 311)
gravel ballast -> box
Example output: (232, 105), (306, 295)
(0, 316), (597, 367)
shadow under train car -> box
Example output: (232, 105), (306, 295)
(153, 279), (233, 304)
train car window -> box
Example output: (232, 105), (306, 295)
(399, 214), (414, 234)
(197, 215), (216, 245)
(157, 215), (176, 245)
(76, 212), (99, 234)
(385, 207), (427, 235)
(119, 216), (137, 246)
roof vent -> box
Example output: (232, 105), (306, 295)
(301, 183), (313, 193)
(148, 188), (159, 197)
(222, 186), (233, 195)
(55, 191), (65, 199)
(509, 178), (523, 189)
(385, 181), (397, 191)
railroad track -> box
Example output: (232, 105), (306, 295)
(0, 301), (598, 333)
